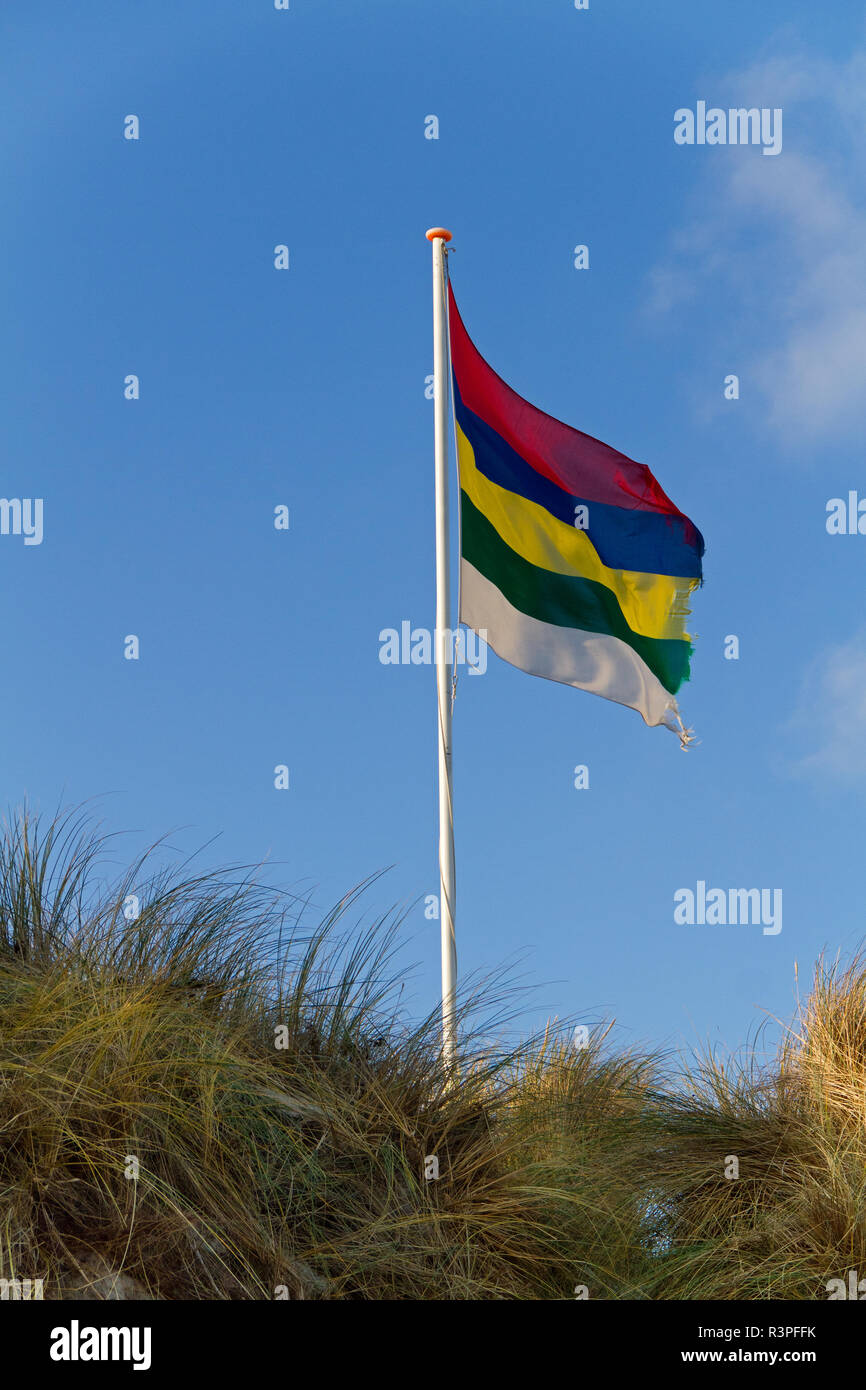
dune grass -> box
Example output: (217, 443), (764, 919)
(0, 807), (863, 1300)
(646, 957), (866, 1300)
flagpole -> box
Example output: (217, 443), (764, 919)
(426, 226), (457, 1071)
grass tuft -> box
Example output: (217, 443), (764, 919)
(1, 807), (864, 1300)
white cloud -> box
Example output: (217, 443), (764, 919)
(789, 633), (866, 780)
(650, 45), (866, 445)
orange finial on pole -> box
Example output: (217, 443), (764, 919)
(426, 227), (453, 242)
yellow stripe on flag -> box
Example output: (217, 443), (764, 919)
(457, 423), (697, 643)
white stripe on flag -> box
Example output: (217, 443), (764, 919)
(460, 560), (680, 729)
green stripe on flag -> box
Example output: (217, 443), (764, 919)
(460, 491), (693, 695)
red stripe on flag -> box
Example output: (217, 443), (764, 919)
(448, 283), (686, 520)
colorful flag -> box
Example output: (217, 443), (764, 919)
(449, 284), (704, 741)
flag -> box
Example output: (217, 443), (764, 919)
(448, 283), (704, 740)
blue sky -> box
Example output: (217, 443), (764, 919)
(3, 0), (865, 1065)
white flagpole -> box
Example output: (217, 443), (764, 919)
(426, 226), (457, 1070)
